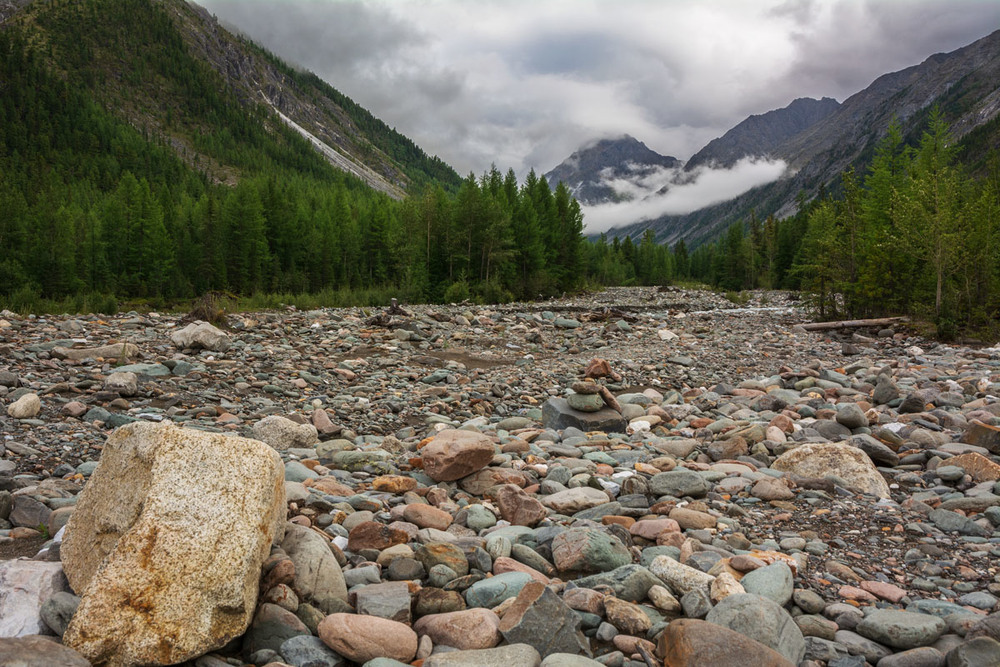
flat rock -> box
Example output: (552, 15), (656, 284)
(499, 582), (590, 657)
(281, 523), (348, 614)
(0, 635), (90, 666)
(422, 643), (542, 667)
(541, 398), (626, 433)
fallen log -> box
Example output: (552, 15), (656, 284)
(799, 316), (907, 332)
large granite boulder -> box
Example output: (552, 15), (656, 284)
(772, 441), (891, 498)
(60, 422), (286, 667)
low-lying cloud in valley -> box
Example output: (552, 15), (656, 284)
(580, 158), (789, 234)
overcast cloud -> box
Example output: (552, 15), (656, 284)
(198, 0), (1000, 181)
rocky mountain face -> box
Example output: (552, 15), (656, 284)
(684, 97), (840, 171)
(544, 135), (681, 206)
(591, 30), (1000, 247)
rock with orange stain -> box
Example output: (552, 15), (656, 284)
(372, 475), (419, 493)
(61, 422), (285, 667)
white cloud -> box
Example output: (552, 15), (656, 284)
(581, 158), (789, 233)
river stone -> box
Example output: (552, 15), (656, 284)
(499, 581), (591, 657)
(40, 590), (81, 637)
(567, 392), (605, 412)
(706, 593), (806, 664)
(649, 555), (715, 596)
(855, 609), (947, 649)
(772, 441), (891, 498)
(541, 487), (610, 513)
(740, 562), (794, 606)
(0, 636), (91, 666)
(6, 392), (40, 418)
(551, 528), (631, 574)
(0, 560), (70, 637)
(318, 613), (417, 664)
(413, 608), (502, 650)
(572, 564), (661, 602)
(61, 422), (286, 667)
(104, 371), (139, 397)
(170, 320), (232, 352)
(421, 429), (496, 481)
(253, 415), (319, 451)
(945, 637), (1000, 666)
(464, 571), (532, 608)
(281, 523), (349, 613)
(648, 470), (708, 498)
(541, 398), (627, 433)
(279, 634), (346, 667)
(658, 618), (796, 667)
(836, 403), (868, 429)
(422, 644), (542, 667)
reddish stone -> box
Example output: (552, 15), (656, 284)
(372, 475), (419, 493)
(860, 580), (907, 603)
(421, 430), (496, 481)
(347, 521), (410, 552)
(318, 613), (417, 663)
(402, 504), (454, 531)
(305, 477), (355, 496)
(660, 618), (795, 667)
(493, 484), (547, 527)
(629, 518), (680, 540)
(459, 467), (527, 495)
(493, 556), (551, 584)
(413, 608), (501, 651)
(947, 452), (1000, 482)
(669, 507), (717, 530)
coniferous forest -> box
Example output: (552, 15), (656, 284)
(689, 114), (1000, 338)
(2, 0), (1000, 341)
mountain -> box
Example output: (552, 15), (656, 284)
(0, 0), (469, 302)
(1, 0), (460, 197)
(684, 97), (840, 171)
(543, 135), (681, 206)
(605, 29), (1000, 247)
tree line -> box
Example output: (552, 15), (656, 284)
(688, 111), (1000, 337)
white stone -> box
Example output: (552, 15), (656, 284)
(0, 560), (69, 637)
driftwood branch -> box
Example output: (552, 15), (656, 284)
(799, 316), (907, 332)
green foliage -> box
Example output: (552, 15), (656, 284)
(693, 111), (1000, 338)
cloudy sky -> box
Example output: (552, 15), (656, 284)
(198, 0), (1000, 178)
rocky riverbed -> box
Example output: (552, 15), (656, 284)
(2, 286), (1000, 667)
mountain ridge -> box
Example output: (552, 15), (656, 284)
(684, 96), (841, 171)
(1, 0), (460, 196)
(551, 29), (1000, 247)
(543, 135), (681, 206)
